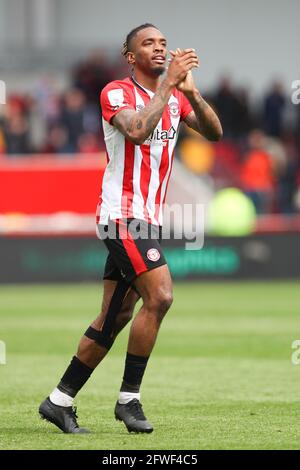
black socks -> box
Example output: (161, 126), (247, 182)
(56, 353), (149, 399)
(120, 353), (149, 393)
(57, 356), (94, 398)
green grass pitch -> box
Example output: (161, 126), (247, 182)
(0, 281), (300, 450)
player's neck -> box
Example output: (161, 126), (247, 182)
(132, 71), (161, 93)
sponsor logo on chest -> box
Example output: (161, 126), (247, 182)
(136, 101), (180, 146)
(144, 126), (177, 146)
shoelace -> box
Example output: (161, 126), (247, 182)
(127, 399), (146, 420)
(66, 405), (78, 420)
(72, 406), (78, 419)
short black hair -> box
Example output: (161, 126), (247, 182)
(121, 23), (158, 56)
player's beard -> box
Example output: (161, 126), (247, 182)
(151, 65), (166, 77)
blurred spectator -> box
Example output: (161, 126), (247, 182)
(2, 115), (31, 154)
(212, 77), (239, 139)
(264, 136), (287, 178)
(0, 95), (31, 154)
(263, 81), (286, 137)
(210, 139), (241, 188)
(240, 130), (275, 213)
(73, 50), (114, 104)
(34, 75), (61, 128)
(234, 88), (253, 138)
(276, 132), (299, 214)
(41, 125), (73, 154)
(59, 88), (87, 152)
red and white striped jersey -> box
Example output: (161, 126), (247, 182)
(96, 76), (192, 226)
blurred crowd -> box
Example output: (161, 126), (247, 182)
(0, 51), (300, 214)
(179, 78), (300, 214)
(0, 51), (127, 155)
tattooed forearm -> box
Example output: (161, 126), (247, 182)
(126, 118), (135, 134)
(185, 90), (223, 141)
(134, 79), (172, 137)
(144, 110), (164, 136)
(113, 77), (174, 145)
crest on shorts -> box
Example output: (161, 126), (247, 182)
(168, 102), (180, 118)
(147, 248), (161, 262)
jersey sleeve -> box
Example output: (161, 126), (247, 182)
(180, 93), (193, 121)
(100, 83), (135, 124)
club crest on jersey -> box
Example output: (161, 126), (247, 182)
(168, 102), (180, 118)
(147, 248), (161, 262)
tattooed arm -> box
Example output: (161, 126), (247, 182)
(170, 49), (223, 141)
(112, 49), (199, 145)
(181, 71), (223, 141)
(184, 91), (223, 142)
(112, 78), (173, 145)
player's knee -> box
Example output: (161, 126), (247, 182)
(162, 291), (173, 313)
(147, 289), (173, 317)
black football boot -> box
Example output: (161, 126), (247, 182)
(114, 398), (153, 433)
(39, 397), (90, 434)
